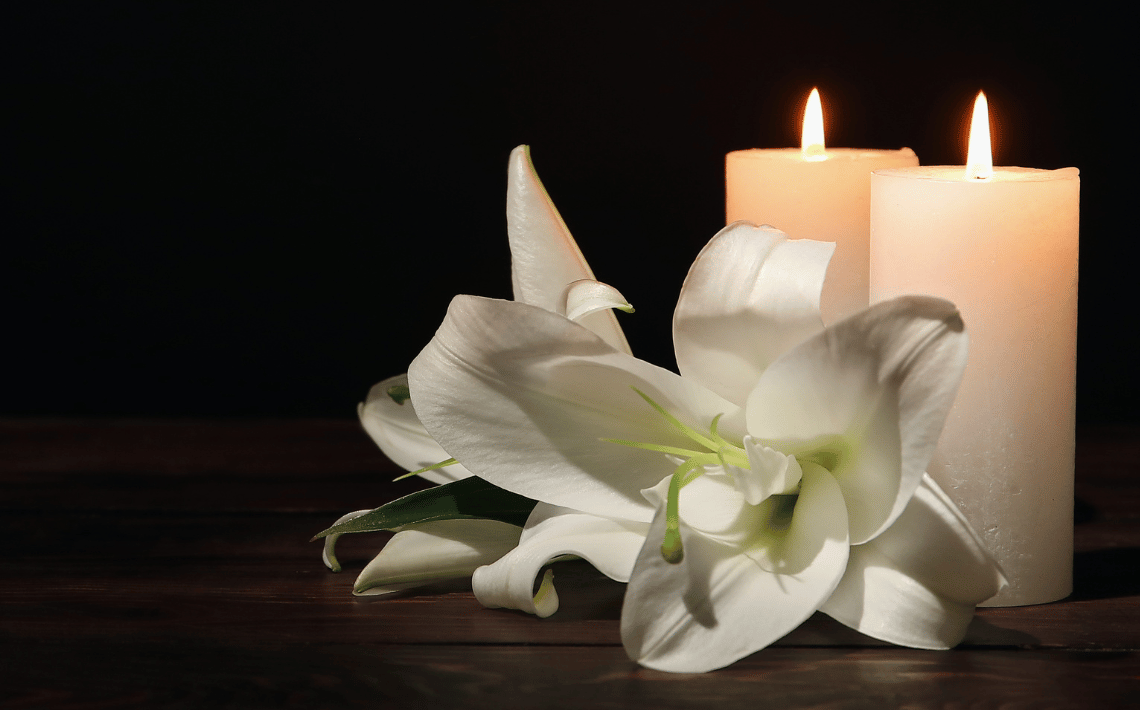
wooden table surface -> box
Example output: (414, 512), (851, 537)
(2, 420), (1138, 708)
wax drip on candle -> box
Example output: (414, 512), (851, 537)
(801, 88), (826, 162)
(965, 92), (994, 180)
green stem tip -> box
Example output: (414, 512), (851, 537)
(661, 527), (684, 564)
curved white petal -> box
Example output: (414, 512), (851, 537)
(322, 509), (372, 572)
(352, 519), (522, 596)
(472, 502), (649, 617)
(409, 295), (744, 523)
(621, 463), (849, 673)
(562, 279), (634, 323)
(358, 374), (473, 484)
(746, 296), (968, 544)
(507, 145), (631, 354)
(821, 474), (1006, 648)
(731, 436), (803, 506)
(673, 222), (834, 406)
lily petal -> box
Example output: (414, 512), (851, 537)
(322, 509), (372, 572)
(673, 223), (834, 406)
(729, 436), (803, 506)
(353, 519), (522, 596)
(621, 463), (849, 673)
(562, 279), (634, 323)
(358, 374), (473, 484)
(746, 296), (968, 544)
(507, 145), (631, 355)
(410, 295), (744, 523)
(821, 473), (1006, 648)
(472, 502), (649, 617)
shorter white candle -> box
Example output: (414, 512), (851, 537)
(870, 93), (1079, 606)
(726, 88), (918, 324)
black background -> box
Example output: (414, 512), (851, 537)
(4, 2), (1132, 421)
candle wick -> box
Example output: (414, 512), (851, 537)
(803, 143), (826, 162)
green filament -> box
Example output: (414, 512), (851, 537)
(630, 387), (721, 452)
(604, 386), (752, 564)
(661, 458), (704, 563)
(393, 457), (459, 482)
(600, 440), (717, 458)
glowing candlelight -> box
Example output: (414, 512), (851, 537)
(965, 92), (994, 180)
(801, 88), (826, 161)
(870, 93), (1080, 607)
(725, 89), (917, 324)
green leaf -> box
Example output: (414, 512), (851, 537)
(311, 477), (536, 541)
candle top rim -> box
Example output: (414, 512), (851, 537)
(874, 165), (1079, 182)
(727, 147), (917, 161)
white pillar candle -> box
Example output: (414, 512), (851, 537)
(726, 89), (918, 324)
(869, 93), (1080, 607)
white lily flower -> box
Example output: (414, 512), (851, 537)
(356, 145), (633, 483)
(408, 221), (1005, 673)
(333, 145), (638, 599)
(353, 519), (523, 597)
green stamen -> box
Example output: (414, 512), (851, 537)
(660, 458), (711, 564)
(600, 439), (707, 458)
(393, 458), (459, 482)
(604, 387), (755, 564)
(661, 461), (696, 564)
(661, 528), (683, 564)
(708, 413), (730, 448)
(717, 445), (750, 469)
(673, 455), (719, 486)
(630, 387), (720, 452)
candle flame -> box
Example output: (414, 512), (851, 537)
(801, 88), (826, 161)
(965, 91), (993, 180)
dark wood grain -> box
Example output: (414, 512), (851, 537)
(2, 421), (1138, 708)
(4, 644), (1136, 710)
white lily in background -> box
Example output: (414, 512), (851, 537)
(408, 221), (1005, 672)
(328, 145), (642, 599)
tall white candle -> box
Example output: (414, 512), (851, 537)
(726, 89), (918, 324)
(869, 93), (1080, 607)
